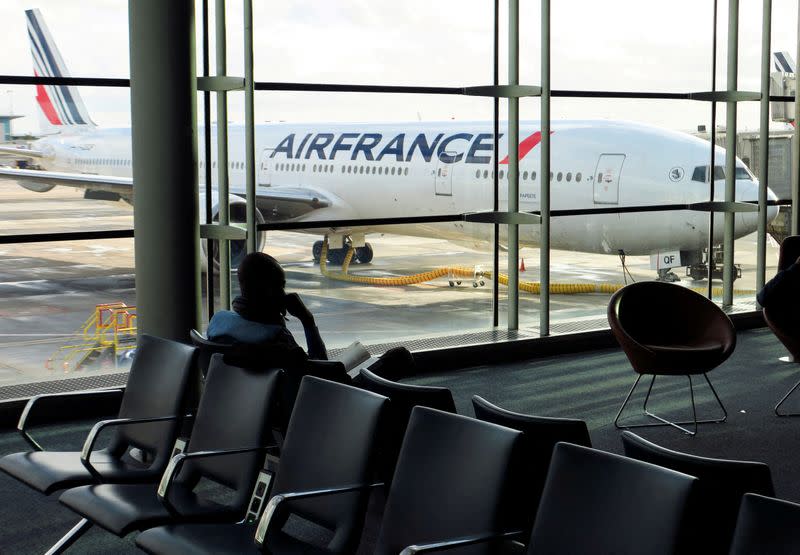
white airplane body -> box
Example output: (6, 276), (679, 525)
(0, 9), (779, 272)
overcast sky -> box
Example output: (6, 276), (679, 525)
(0, 0), (798, 134)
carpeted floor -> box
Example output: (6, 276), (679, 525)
(0, 327), (797, 553)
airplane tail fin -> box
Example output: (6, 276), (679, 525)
(773, 51), (796, 74)
(26, 8), (96, 133)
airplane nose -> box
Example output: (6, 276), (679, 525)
(767, 186), (779, 223)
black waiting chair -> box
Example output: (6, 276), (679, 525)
(135, 376), (389, 555)
(761, 235), (800, 415)
(190, 328), (349, 447)
(189, 328), (239, 379)
(357, 368), (456, 483)
(729, 493), (800, 555)
(472, 395), (592, 539)
(362, 346), (416, 382)
(621, 431), (775, 555)
(608, 281), (735, 435)
(527, 442), (697, 555)
(0, 334), (197, 496)
(52, 354), (282, 552)
(373, 406), (523, 555)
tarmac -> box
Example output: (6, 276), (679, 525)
(0, 183), (777, 388)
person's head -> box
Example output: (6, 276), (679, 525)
(237, 252), (286, 308)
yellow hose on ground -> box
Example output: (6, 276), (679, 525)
(318, 239), (754, 296)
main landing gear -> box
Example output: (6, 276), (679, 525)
(313, 239), (374, 265)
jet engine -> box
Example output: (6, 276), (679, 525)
(200, 194), (266, 273)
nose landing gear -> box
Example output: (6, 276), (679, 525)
(313, 238), (374, 265)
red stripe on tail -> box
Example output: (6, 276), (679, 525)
(34, 71), (62, 125)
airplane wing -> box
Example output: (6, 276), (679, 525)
(0, 146), (47, 159)
(0, 166), (333, 218)
(251, 186), (333, 220)
(0, 166), (134, 198)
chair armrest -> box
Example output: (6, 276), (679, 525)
(17, 388), (124, 452)
(399, 530), (525, 554)
(157, 445), (274, 514)
(254, 482), (384, 546)
(80, 414), (185, 477)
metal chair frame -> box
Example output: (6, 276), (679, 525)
(774, 376), (800, 416)
(614, 372), (727, 436)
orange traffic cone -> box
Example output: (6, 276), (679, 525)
(519, 258), (526, 272)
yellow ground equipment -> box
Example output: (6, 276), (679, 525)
(46, 302), (137, 373)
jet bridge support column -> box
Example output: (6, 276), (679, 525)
(129, 0), (200, 340)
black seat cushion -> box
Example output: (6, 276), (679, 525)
(137, 523), (257, 555)
(59, 482), (239, 536)
(0, 450), (153, 495)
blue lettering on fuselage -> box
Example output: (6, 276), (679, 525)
(376, 134), (406, 161)
(271, 134), (295, 158)
(406, 133), (444, 162)
(437, 133), (473, 164)
(304, 133), (335, 160)
(330, 133), (359, 159)
(270, 130), (528, 164)
(352, 133), (382, 160)
(466, 133), (501, 164)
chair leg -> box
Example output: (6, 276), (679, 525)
(615, 373), (727, 435)
(614, 374), (644, 430)
(44, 518), (92, 555)
(775, 377), (800, 416)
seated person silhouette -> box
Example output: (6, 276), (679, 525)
(757, 255), (800, 310)
(207, 252), (328, 361)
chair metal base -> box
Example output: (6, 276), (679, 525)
(614, 373), (727, 436)
(45, 518), (92, 555)
(775, 377), (800, 417)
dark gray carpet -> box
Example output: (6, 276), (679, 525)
(0, 328), (797, 553)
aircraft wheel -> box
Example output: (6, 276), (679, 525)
(355, 243), (374, 264)
(327, 248), (347, 266)
(312, 241), (324, 264)
(449, 281), (455, 287)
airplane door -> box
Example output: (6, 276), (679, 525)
(593, 154), (625, 204)
(257, 149), (273, 187)
(435, 153), (454, 196)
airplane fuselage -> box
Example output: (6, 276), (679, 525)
(31, 119), (776, 257)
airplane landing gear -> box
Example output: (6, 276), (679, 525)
(355, 243), (374, 264)
(312, 239), (374, 265)
(657, 268), (681, 282)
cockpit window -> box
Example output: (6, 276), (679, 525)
(691, 165), (752, 182)
(691, 165), (725, 182)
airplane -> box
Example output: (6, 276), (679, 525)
(0, 8), (780, 282)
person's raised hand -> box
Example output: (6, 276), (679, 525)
(284, 293), (314, 324)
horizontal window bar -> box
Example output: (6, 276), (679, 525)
(0, 75), (129, 87)
(255, 200), (789, 232)
(0, 76), (796, 103)
(0, 229), (134, 244)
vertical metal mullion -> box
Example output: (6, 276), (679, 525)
(215, 0), (231, 308)
(723, 0), (739, 307)
(507, 0), (520, 331)
(492, 0), (500, 328)
(757, 0), (772, 299)
(243, 0), (257, 253)
(708, 0), (718, 299)
(202, 0), (215, 321)
(793, 5), (800, 235)
(540, 0), (551, 336)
